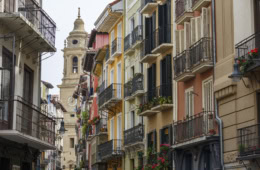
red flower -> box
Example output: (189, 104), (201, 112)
(237, 60), (240, 64)
(152, 164), (158, 169)
(248, 51), (251, 55)
(242, 59), (246, 63)
(160, 143), (170, 147)
(161, 158), (165, 163)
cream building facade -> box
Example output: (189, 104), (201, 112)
(58, 9), (88, 170)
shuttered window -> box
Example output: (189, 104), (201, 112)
(147, 130), (157, 152)
(148, 63), (156, 100)
(203, 78), (213, 112)
(160, 55), (172, 96)
(185, 88), (194, 118)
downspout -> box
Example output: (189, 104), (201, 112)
(211, 0), (224, 169)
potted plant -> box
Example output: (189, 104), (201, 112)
(209, 129), (216, 135)
(238, 144), (245, 153)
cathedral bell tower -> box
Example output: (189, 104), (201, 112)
(58, 8), (88, 170)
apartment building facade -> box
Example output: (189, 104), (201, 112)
(214, 0), (260, 169)
(123, 0), (145, 169)
(0, 0), (57, 169)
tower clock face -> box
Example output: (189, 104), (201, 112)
(72, 40), (78, 45)
(67, 96), (77, 107)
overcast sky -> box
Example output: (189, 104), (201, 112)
(41, 0), (112, 94)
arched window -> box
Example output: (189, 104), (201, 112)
(72, 56), (78, 73)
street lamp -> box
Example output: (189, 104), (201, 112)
(58, 119), (67, 137)
(228, 59), (243, 82)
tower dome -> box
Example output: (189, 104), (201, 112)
(71, 8), (86, 33)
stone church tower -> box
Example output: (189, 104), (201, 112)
(58, 8), (88, 170)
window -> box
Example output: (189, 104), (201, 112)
(70, 138), (74, 148)
(72, 57), (78, 73)
(185, 87), (194, 118)
(130, 111), (135, 128)
(140, 63), (143, 74)
(203, 78), (213, 111)
(147, 130), (157, 152)
(131, 66), (135, 78)
(110, 69), (114, 84)
(130, 159), (135, 170)
(160, 55), (172, 97)
(147, 63), (156, 100)
(4, 0), (15, 12)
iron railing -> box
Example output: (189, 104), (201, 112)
(98, 139), (123, 160)
(132, 25), (143, 45)
(173, 111), (216, 144)
(98, 83), (122, 107)
(189, 37), (212, 68)
(111, 38), (122, 56)
(173, 50), (190, 77)
(235, 32), (260, 72)
(141, 35), (156, 58)
(16, 0), (56, 46)
(124, 73), (144, 99)
(175, 0), (192, 19)
(154, 25), (172, 48)
(237, 124), (260, 157)
(95, 118), (107, 135)
(98, 82), (105, 94)
(0, 96), (56, 145)
(105, 47), (110, 61)
(124, 34), (132, 52)
(141, 0), (156, 9)
(124, 124), (144, 146)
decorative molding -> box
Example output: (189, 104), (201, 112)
(215, 85), (237, 100)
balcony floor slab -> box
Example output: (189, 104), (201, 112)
(175, 12), (194, 25)
(141, 3), (158, 16)
(124, 48), (135, 56)
(132, 90), (145, 98)
(151, 104), (173, 111)
(0, 13), (56, 52)
(152, 43), (173, 54)
(174, 72), (195, 82)
(132, 40), (143, 50)
(139, 110), (159, 116)
(192, 0), (211, 12)
(192, 61), (213, 74)
(0, 130), (56, 150)
(140, 53), (159, 63)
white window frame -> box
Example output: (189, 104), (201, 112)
(110, 68), (114, 85)
(202, 76), (213, 111)
(185, 87), (194, 118)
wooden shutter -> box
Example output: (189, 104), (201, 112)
(159, 5), (164, 27)
(255, 0), (260, 32)
(153, 130), (157, 152)
(190, 90), (194, 116)
(159, 129), (163, 145)
(152, 63), (156, 89)
(190, 18), (196, 45)
(180, 30), (184, 52)
(148, 66), (153, 92)
(166, 55), (172, 85)
(195, 17), (201, 41)
(203, 79), (213, 112)
(169, 125), (173, 145)
(160, 58), (167, 85)
(201, 7), (209, 37)
(184, 22), (191, 50)
(175, 30), (180, 54)
(185, 91), (189, 117)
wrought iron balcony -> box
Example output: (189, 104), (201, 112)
(111, 37), (122, 58)
(175, 0), (193, 24)
(0, 96), (55, 149)
(124, 33), (133, 54)
(95, 118), (107, 135)
(1, 0), (56, 51)
(132, 25), (143, 48)
(124, 124), (144, 146)
(124, 73), (144, 100)
(152, 25), (173, 54)
(141, 0), (158, 15)
(189, 37), (213, 73)
(235, 32), (260, 74)
(98, 83), (122, 109)
(98, 139), (123, 161)
(237, 124), (260, 159)
(105, 47), (114, 64)
(173, 50), (195, 82)
(140, 38), (159, 63)
(172, 111), (217, 146)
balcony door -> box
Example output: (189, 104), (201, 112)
(4, 0), (15, 12)
(0, 47), (13, 130)
(148, 63), (156, 101)
(117, 114), (122, 150)
(117, 22), (122, 52)
(255, 0), (260, 32)
(160, 55), (172, 97)
(117, 62), (122, 98)
(158, 0), (171, 44)
(22, 65), (34, 135)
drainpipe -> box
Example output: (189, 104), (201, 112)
(211, 0), (224, 169)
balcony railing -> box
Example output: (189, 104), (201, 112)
(98, 83), (122, 107)
(189, 37), (212, 68)
(132, 25), (143, 45)
(173, 50), (190, 77)
(175, 0), (192, 19)
(0, 96), (55, 145)
(173, 111), (216, 144)
(95, 118), (107, 135)
(111, 38), (122, 56)
(154, 25), (172, 47)
(124, 73), (144, 99)
(124, 124), (144, 146)
(237, 124), (260, 157)
(17, 0), (56, 46)
(235, 32), (260, 73)
(124, 34), (132, 52)
(98, 139), (123, 160)
(143, 36), (156, 56)
(105, 47), (110, 61)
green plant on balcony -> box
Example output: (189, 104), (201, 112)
(137, 102), (152, 114)
(237, 48), (258, 73)
(238, 144), (245, 153)
(80, 160), (85, 169)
